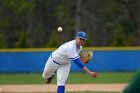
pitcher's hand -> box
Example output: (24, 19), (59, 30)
(90, 72), (98, 78)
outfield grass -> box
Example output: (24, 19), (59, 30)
(67, 72), (135, 84)
(0, 72), (135, 84)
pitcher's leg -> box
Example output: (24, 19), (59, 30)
(42, 56), (59, 79)
(56, 63), (71, 93)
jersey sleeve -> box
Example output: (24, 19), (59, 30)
(68, 45), (79, 60)
(73, 58), (84, 69)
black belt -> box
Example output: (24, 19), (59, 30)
(51, 54), (62, 65)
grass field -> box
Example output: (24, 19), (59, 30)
(0, 72), (135, 84)
(0, 72), (135, 93)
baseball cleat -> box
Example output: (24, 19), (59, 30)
(46, 73), (55, 84)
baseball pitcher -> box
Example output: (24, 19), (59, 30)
(42, 31), (98, 93)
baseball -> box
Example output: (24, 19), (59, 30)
(57, 27), (63, 32)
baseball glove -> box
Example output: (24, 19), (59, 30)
(79, 50), (93, 64)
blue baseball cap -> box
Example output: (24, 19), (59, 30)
(76, 31), (87, 40)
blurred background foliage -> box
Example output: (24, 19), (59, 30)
(0, 0), (140, 48)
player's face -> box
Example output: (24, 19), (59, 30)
(76, 37), (85, 46)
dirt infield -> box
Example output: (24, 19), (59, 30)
(0, 83), (127, 92)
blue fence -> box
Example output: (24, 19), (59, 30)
(0, 48), (140, 73)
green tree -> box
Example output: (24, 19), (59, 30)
(111, 26), (128, 46)
(46, 31), (60, 47)
(0, 33), (7, 48)
(0, 0), (140, 48)
(16, 32), (31, 48)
